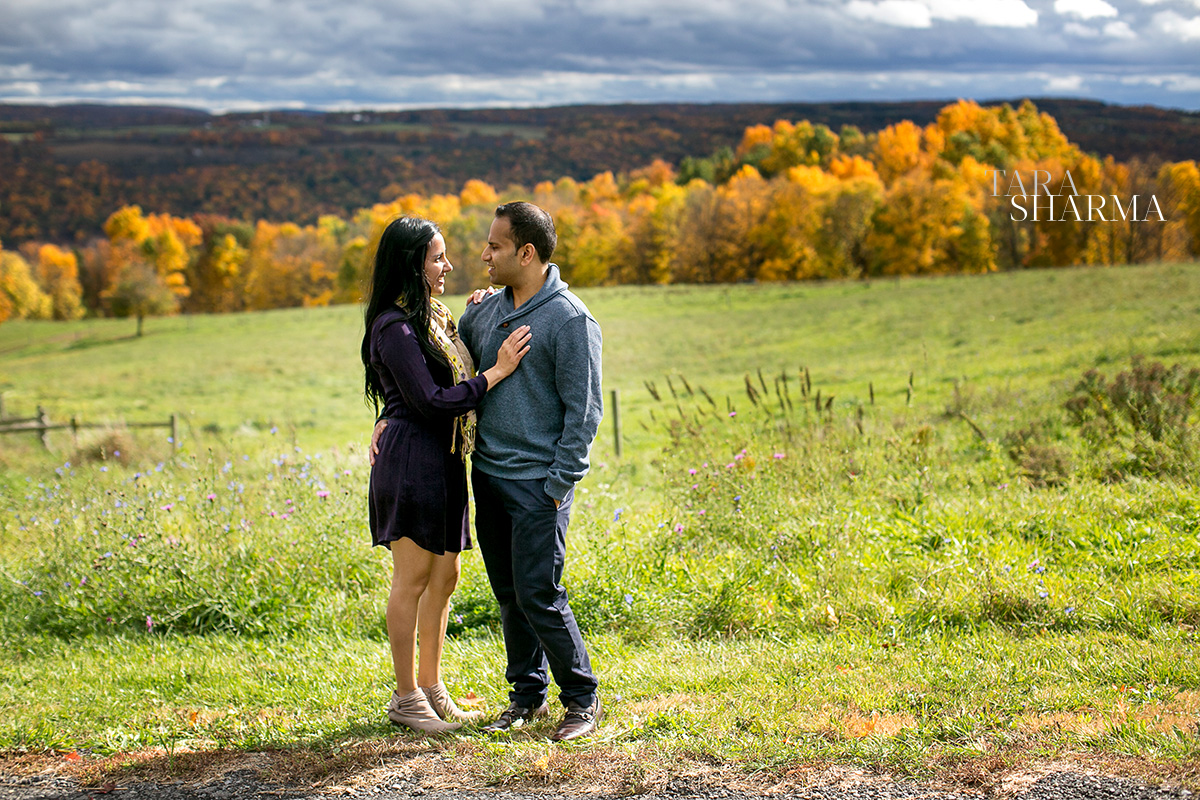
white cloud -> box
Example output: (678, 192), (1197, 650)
(925, 0), (1038, 27)
(1103, 20), (1137, 38)
(1054, 0), (1118, 19)
(1044, 74), (1085, 92)
(845, 0), (1038, 28)
(0, 82), (41, 96)
(1153, 10), (1200, 39)
(1063, 21), (1101, 36)
(845, 1), (933, 28)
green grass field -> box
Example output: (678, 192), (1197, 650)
(1, 263), (1198, 788)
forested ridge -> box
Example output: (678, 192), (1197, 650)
(3, 98), (1198, 244)
(1, 98), (1199, 326)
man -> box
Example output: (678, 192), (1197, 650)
(457, 201), (604, 741)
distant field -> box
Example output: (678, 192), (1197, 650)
(2, 262), (1197, 465)
(1, 264), (1198, 782)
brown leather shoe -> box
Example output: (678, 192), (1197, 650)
(481, 701), (549, 734)
(550, 696), (602, 742)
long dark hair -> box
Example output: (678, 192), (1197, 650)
(361, 216), (449, 414)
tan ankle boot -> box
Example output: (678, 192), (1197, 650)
(386, 688), (463, 733)
(422, 682), (484, 722)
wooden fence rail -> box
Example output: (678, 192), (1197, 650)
(0, 404), (178, 451)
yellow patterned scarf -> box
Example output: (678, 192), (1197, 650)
(427, 297), (477, 460)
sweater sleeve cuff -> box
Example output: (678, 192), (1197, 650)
(543, 475), (574, 502)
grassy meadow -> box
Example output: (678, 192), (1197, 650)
(1, 262), (1199, 787)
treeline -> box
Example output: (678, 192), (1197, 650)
(4, 98), (1200, 246)
(2, 100), (1200, 326)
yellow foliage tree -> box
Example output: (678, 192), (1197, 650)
(35, 244), (85, 320)
(460, 179), (499, 209)
(0, 245), (53, 322)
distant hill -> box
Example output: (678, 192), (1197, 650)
(2, 98), (1198, 244)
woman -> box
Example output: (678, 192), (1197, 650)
(362, 217), (530, 733)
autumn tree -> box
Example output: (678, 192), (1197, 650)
(34, 244), (85, 320)
(106, 264), (178, 336)
(0, 244), (52, 322)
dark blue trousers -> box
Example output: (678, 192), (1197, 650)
(471, 468), (597, 709)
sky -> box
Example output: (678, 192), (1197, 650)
(1, 0), (1199, 113)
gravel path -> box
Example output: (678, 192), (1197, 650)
(1, 768), (1194, 800)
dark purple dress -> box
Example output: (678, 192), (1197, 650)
(368, 308), (488, 554)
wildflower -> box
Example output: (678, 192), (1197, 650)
(691, 483), (699, 490)
(106, 617), (114, 623)
(454, 614), (463, 624)
(613, 508), (623, 522)
(113, 451), (120, 457)
(270, 426), (279, 435)
(33, 591), (43, 597)
(1038, 590), (1049, 599)
(623, 594), (634, 606)
(100, 466), (108, 472)
(734, 453), (744, 461)
(674, 523), (684, 533)
(688, 468), (698, 475)
(160, 504), (174, 512)
(729, 411), (737, 418)
(733, 495), (741, 502)
(316, 490), (330, 499)
(726, 462), (736, 469)
(773, 453), (786, 459)
(698, 509), (707, 516)
(206, 493), (217, 501)
(1064, 607), (1075, 615)
(344, 469), (352, 476)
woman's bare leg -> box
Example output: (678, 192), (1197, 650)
(416, 552), (460, 688)
(387, 538), (434, 693)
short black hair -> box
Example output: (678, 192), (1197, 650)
(495, 202), (557, 263)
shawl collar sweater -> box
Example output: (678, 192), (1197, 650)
(458, 264), (603, 501)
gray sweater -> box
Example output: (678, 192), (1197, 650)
(459, 264), (603, 501)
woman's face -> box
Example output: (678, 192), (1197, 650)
(423, 233), (452, 296)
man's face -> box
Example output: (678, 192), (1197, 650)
(482, 216), (523, 286)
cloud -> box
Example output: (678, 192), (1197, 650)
(0, 0), (1195, 111)
(846, 1), (933, 28)
(1103, 20), (1137, 38)
(1045, 74), (1085, 92)
(1054, 0), (1118, 19)
(1153, 11), (1200, 39)
(925, 0), (1038, 27)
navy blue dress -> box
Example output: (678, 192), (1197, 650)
(368, 308), (488, 554)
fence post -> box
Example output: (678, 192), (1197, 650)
(611, 388), (622, 459)
(71, 415), (79, 447)
(170, 414), (178, 452)
(38, 406), (50, 450)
